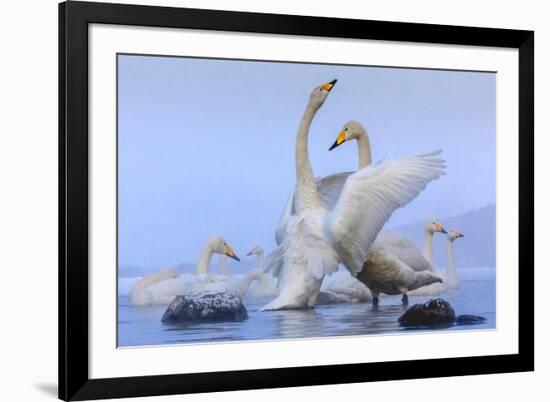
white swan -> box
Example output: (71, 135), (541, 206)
(318, 271), (372, 304)
(273, 121), (433, 305)
(246, 245), (280, 298)
(354, 219), (448, 305)
(407, 224), (467, 296)
(327, 121), (447, 273)
(261, 80), (446, 310)
(374, 220), (448, 273)
(129, 267), (179, 306)
(130, 236), (261, 305)
(410, 229), (463, 293)
(311, 121), (444, 306)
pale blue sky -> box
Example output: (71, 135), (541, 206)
(118, 54), (496, 268)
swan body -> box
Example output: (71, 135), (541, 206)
(129, 267), (179, 306)
(129, 236), (262, 306)
(262, 81), (446, 310)
(356, 246), (442, 304)
(372, 232), (432, 272)
(318, 270), (372, 304)
(356, 219), (448, 304)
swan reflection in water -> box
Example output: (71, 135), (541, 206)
(118, 279), (495, 347)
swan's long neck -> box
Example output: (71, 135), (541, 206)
(196, 244), (214, 275)
(294, 102), (322, 212)
(446, 239), (454, 276)
(236, 269), (263, 296)
(133, 272), (163, 290)
(446, 239), (459, 287)
(356, 131), (372, 169)
(423, 230), (434, 269)
(219, 254), (227, 275)
(256, 251), (265, 271)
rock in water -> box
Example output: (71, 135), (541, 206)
(398, 298), (456, 327)
(161, 293), (248, 324)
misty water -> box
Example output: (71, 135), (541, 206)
(118, 268), (495, 347)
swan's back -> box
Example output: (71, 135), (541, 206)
(374, 232), (431, 272)
(316, 172), (353, 210)
(275, 172), (352, 246)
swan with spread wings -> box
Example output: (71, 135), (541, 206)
(261, 80), (446, 310)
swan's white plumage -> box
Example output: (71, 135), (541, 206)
(263, 81), (445, 310)
(357, 247), (442, 297)
(318, 270), (372, 304)
(129, 236), (262, 306)
(373, 232), (432, 272)
(326, 151), (446, 277)
(144, 271), (263, 304)
(263, 209), (340, 310)
(129, 267), (179, 306)
(275, 172), (353, 246)
(409, 230), (463, 295)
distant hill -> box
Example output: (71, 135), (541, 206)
(388, 204), (496, 268)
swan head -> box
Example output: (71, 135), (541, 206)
(425, 219), (447, 234)
(448, 230), (464, 241)
(308, 79), (337, 108)
(208, 236), (240, 261)
(157, 267), (179, 280)
(246, 245), (264, 256)
(329, 120), (366, 151)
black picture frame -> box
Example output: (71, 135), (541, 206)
(59, 1), (534, 400)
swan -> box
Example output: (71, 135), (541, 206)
(327, 123), (448, 305)
(327, 121), (447, 273)
(272, 120), (433, 304)
(131, 236), (260, 305)
(351, 217), (447, 305)
(261, 80), (446, 310)
(407, 224), (468, 296)
(318, 271), (372, 304)
(408, 229), (464, 295)
(129, 267), (179, 306)
(246, 245), (280, 298)
(273, 120), (443, 305)
(273, 122), (369, 246)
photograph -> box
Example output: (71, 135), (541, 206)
(116, 53), (497, 347)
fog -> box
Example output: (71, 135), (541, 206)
(118, 54), (496, 268)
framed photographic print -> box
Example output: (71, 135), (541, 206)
(59, 1), (534, 400)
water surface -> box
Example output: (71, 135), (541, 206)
(118, 274), (495, 347)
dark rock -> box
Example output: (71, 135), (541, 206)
(161, 293), (248, 324)
(456, 314), (486, 325)
(398, 298), (456, 327)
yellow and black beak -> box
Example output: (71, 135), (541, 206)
(435, 223), (447, 234)
(224, 243), (240, 261)
(321, 79), (337, 92)
(329, 129), (346, 151)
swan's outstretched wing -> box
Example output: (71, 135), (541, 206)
(374, 232), (432, 272)
(264, 246), (285, 285)
(325, 151), (446, 276)
(315, 172), (353, 210)
(275, 173), (351, 245)
(275, 193), (295, 246)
